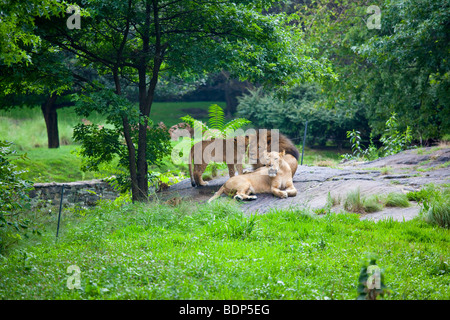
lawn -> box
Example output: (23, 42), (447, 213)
(0, 198), (449, 299)
(0, 102), (221, 182)
(0, 102), (221, 150)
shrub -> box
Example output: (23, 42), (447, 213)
(342, 113), (413, 161)
(0, 140), (33, 252)
(380, 113), (412, 157)
(236, 84), (368, 147)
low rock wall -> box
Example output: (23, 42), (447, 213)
(30, 179), (119, 207)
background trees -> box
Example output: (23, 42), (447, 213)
(296, 0), (449, 143)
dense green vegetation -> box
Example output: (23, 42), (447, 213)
(1, 199), (449, 299)
(1, 0), (449, 301)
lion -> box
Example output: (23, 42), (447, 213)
(188, 136), (247, 187)
(188, 130), (300, 187)
(246, 130), (299, 178)
(208, 150), (297, 202)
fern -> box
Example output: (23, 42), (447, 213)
(223, 118), (252, 136)
(208, 104), (225, 131)
(181, 104), (251, 140)
(180, 114), (208, 135)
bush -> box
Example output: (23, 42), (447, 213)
(236, 84), (369, 147)
(343, 113), (413, 161)
(0, 140), (33, 252)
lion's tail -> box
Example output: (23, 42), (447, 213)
(208, 186), (225, 203)
(189, 145), (196, 187)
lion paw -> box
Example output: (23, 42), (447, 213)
(234, 195), (243, 201)
(279, 191), (288, 199)
(248, 195), (258, 200)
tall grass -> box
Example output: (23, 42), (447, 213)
(385, 193), (410, 208)
(411, 184), (450, 229)
(343, 189), (411, 214)
(343, 188), (365, 213)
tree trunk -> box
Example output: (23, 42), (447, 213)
(41, 93), (59, 148)
(133, 0), (164, 202)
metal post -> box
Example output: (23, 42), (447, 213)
(56, 184), (64, 240)
(301, 121), (308, 165)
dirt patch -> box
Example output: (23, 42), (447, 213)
(159, 147), (450, 222)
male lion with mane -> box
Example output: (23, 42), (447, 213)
(208, 150), (297, 202)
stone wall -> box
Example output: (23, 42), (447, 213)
(30, 179), (119, 208)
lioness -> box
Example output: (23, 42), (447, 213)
(208, 150), (297, 202)
(188, 130), (300, 187)
(247, 130), (299, 178)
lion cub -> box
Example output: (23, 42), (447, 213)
(208, 150), (297, 202)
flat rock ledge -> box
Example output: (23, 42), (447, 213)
(159, 147), (450, 222)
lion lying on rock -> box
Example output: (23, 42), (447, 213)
(208, 150), (297, 202)
(246, 130), (299, 178)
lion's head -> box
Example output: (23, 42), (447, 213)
(262, 150), (286, 177)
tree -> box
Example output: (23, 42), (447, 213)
(0, 0), (82, 148)
(0, 0), (64, 65)
(297, 0), (449, 143)
(0, 48), (93, 148)
(355, 0), (450, 142)
(32, 0), (330, 201)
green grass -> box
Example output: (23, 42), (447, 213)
(11, 145), (98, 183)
(0, 106), (107, 150)
(410, 184), (450, 229)
(362, 195), (384, 213)
(297, 145), (342, 166)
(385, 193), (410, 208)
(1, 199), (449, 300)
